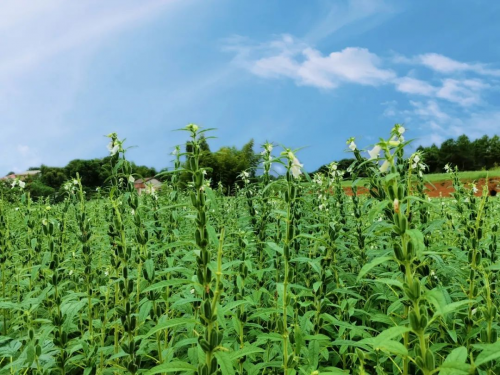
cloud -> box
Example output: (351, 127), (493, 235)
(435, 78), (488, 106)
(397, 52), (500, 77)
(230, 35), (396, 89)
(229, 35), (495, 108)
(394, 76), (488, 106)
(384, 98), (500, 148)
(394, 77), (436, 96)
(409, 100), (450, 121)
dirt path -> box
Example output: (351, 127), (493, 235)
(343, 178), (500, 198)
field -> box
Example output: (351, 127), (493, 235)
(0, 127), (499, 375)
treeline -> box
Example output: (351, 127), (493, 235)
(312, 134), (500, 177)
(1, 157), (157, 201)
(416, 134), (500, 172)
(1, 137), (261, 201)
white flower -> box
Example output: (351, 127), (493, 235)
(18, 180), (25, 189)
(290, 156), (303, 179)
(472, 185), (478, 194)
(264, 143), (273, 153)
(131, 209), (135, 216)
(128, 175), (135, 183)
(444, 164), (451, 173)
(11, 180), (17, 188)
(202, 170), (207, 176)
(379, 160), (390, 173)
(349, 141), (356, 151)
(73, 179), (78, 185)
(413, 154), (420, 163)
(69, 270), (73, 276)
(190, 288), (195, 294)
(172, 148), (179, 155)
(398, 126), (405, 135)
(104, 270), (109, 276)
(388, 136), (400, 147)
(368, 145), (382, 160)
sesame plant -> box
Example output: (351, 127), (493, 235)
(1, 124), (500, 375)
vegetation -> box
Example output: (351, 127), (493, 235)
(178, 136), (260, 193)
(416, 134), (500, 172)
(0, 125), (500, 374)
(314, 134), (500, 178)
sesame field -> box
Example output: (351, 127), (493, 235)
(1, 126), (499, 375)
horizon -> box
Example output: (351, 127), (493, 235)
(1, 1), (499, 176)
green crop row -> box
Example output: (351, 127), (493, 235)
(0, 125), (499, 375)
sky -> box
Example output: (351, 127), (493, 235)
(1, 0), (500, 175)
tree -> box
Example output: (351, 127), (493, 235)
(420, 144), (440, 173)
(180, 137), (260, 192)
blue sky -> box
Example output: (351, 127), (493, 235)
(1, 0), (500, 175)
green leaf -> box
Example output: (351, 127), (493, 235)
(426, 287), (474, 318)
(144, 318), (197, 338)
(360, 326), (410, 356)
(473, 341), (500, 367)
(320, 367), (350, 374)
(438, 346), (470, 375)
(144, 259), (154, 281)
(229, 346), (264, 361)
(357, 256), (393, 282)
(142, 279), (192, 293)
(145, 361), (196, 374)
(214, 351), (235, 375)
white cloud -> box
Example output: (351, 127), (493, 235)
(409, 100), (450, 121)
(399, 53), (500, 77)
(230, 36), (495, 109)
(232, 35), (396, 89)
(384, 98), (500, 148)
(394, 77), (436, 96)
(435, 78), (488, 106)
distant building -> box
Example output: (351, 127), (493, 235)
(0, 170), (40, 181)
(134, 177), (162, 195)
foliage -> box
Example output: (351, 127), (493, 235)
(417, 134), (500, 172)
(0, 126), (499, 375)
(180, 136), (260, 193)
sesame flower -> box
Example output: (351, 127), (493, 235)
(286, 152), (303, 179)
(379, 160), (390, 173)
(368, 145), (382, 160)
(185, 123), (199, 132)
